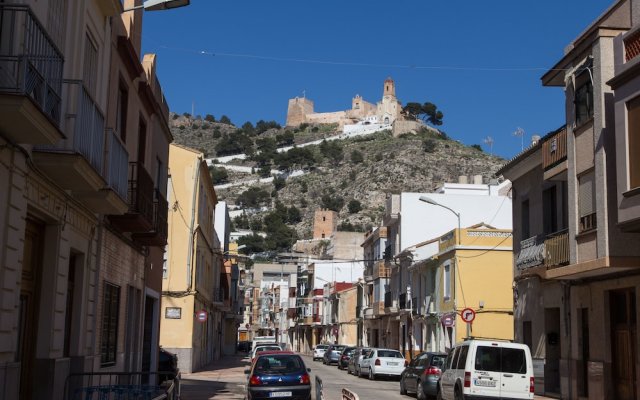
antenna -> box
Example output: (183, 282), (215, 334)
(513, 127), (525, 151)
(483, 136), (494, 155)
(192, 101), (195, 117)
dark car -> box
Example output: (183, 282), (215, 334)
(337, 346), (357, 370)
(322, 344), (346, 365)
(347, 347), (371, 376)
(400, 351), (446, 399)
(158, 347), (179, 383)
(245, 351), (312, 400)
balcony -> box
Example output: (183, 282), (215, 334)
(109, 162), (155, 233)
(0, 4), (64, 145)
(515, 235), (545, 271)
(384, 292), (398, 313)
(363, 307), (374, 319)
(373, 301), (385, 316)
(542, 127), (568, 180)
(544, 230), (570, 269)
(132, 190), (169, 247)
(373, 261), (391, 279)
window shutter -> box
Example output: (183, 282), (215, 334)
(579, 171), (595, 217)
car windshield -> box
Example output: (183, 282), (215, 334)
(344, 348), (356, 355)
(334, 346), (346, 351)
(431, 355), (446, 368)
(254, 355), (305, 375)
(378, 350), (403, 358)
(256, 346), (281, 353)
(316, 345), (328, 349)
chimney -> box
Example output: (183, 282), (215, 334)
(473, 175), (483, 185)
(458, 175), (468, 184)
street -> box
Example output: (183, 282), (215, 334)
(301, 355), (408, 400)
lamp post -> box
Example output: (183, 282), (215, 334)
(122, 0), (190, 12)
(418, 196), (470, 341)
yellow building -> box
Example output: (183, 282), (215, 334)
(435, 224), (514, 349)
(160, 144), (221, 373)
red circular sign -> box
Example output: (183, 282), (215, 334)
(196, 310), (207, 322)
(460, 308), (476, 323)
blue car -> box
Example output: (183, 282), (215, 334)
(245, 351), (312, 400)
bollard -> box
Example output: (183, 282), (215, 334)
(341, 388), (359, 400)
(315, 375), (323, 400)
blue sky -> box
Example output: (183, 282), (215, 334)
(141, 0), (612, 159)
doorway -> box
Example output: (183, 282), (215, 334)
(611, 289), (637, 400)
(18, 219), (45, 400)
(544, 308), (561, 395)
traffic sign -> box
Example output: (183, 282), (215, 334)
(441, 314), (455, 327)
(461, 308), (476, 323)
(196, 310), (207, 322)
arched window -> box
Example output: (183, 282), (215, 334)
(384, 117), (389, 124)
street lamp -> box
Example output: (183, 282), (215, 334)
(419, 196), (461, 244)
(122, 0), (190, 12)
(418, 195), (469, 341)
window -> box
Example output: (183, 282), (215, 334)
(117, 81), (128, 142)
(543, 186), (558, 235)
(443, 263), (451, 301)
(502, 348), (527, 373)
(83, 34), (98, 98)
(137, 117), (147, 164)
(627, 96), (640, 189)
(101, 282), (121, 366)
(475, 346), (501, 371)
(578, 171), (596, 232)
(450, 347), (461, 369)
(521, 199), (530, 239)
(575, 70), (593, 126)
(456, 345), (469, 369)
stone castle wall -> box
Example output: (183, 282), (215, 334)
(286, 97), (314, 127)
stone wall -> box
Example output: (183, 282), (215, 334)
(392, 120), (436, 137)
(286, 97), (314, 127)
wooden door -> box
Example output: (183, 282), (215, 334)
(18, 219), (45, 400)
(611, 289), (637, 400)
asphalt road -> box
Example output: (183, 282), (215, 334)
(301, 355), (411, 400)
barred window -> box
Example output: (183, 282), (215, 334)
(101, 282), (120, 366)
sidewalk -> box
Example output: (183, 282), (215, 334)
(180, 354), (249, 400)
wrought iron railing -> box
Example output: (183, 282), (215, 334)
(0, 4), (63, 124)
(544, 229), (570, 268)
(128, 162), (154, 222)
(515, 235), (545, 270)
(72, 80), (105, 173)
(64, 371), (178, 400)
(106, 129), (129, 200)
(154, 190), (168, 241)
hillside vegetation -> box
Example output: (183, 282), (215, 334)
(169, 112), (505, 253)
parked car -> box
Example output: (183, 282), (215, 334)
(400, 351), (446, 399)
(347, 347), (371, 376)
(158, 347), (179, 383)
(322, 344), (347, 365)
(437, 339), (534, 400)
(312, 344), (329, 361)
(337, 346), (358, 370)
(250, 344), (282, 363)
(244, 351), (312, 400)
(360, 348), (406, 380)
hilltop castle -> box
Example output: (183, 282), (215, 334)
(286, 77), (406, 130)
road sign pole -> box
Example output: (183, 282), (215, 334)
(466, 322), (471, 339)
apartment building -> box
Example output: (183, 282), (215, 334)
(160, 144), (219, 373)
(498, 2), (640, 398)
(0, 0), (176, 399)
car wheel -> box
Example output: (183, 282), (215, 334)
(416, 380), (426, 400)
(369, 367), (375, 381)
(400, 378), (407, 395)
(436, 388), (443, 400)
(454, 386), (464, 400)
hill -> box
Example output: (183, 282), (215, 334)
(169, 113), (506, 245)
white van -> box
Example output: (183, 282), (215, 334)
(251, 335), (276, 351)
(437, 339), (534, 400)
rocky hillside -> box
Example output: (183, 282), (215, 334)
(169, 113), (506, 239)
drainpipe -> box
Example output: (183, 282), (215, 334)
(186, 157), (200, 291)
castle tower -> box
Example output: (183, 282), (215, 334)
(286, 97), (314, 127)
(383, 77), (396, 98)
(313, 209), (338, 239)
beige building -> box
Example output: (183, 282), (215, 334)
(161, 144), (221, 373)
(336, 286), (359, 346)
(285, 77), (403, 129)
(499, 2), (640, 398)
(0, 0), (173, 399)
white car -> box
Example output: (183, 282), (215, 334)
(437, 339), (534, 400)
(250, 344), (281, 362)
(360, 348), (406, 380)
(313, 344), (329, 361)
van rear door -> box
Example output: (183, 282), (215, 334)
(472, 345), (501, 397)
(499, 345), (532, 399)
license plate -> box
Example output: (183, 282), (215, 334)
(474, 379), (496, 387)
(269, 392), (292, 398)
(387, 362), (399, 366)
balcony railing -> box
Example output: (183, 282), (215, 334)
(129, 162), (154, 221)
(542, 127), (567, 170)
(544, 230), (570, 268)
(0, 4), (63, 125)
(71, 81), (105, 173)
(64, 371), (178, 400)
(373, 261), (391, 279)
(106, 129), (129, 200)
(515, 235), (545, 270)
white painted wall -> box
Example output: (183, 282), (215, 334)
(311, 260), (365, 289)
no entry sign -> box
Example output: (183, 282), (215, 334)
(196, 310), (207, 322)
